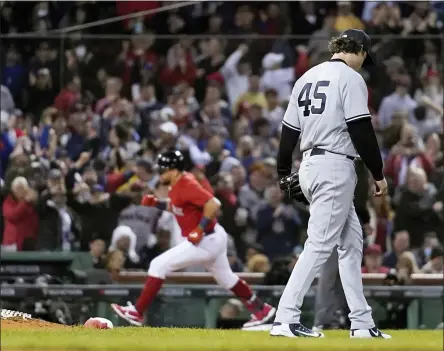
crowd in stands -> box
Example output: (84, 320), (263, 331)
(1, 1), (443, 280)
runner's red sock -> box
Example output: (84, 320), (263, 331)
(230, 279), (264, 312)
(135, 276), (164, 314)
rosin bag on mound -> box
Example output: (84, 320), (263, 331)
(0, 309), (32, 320)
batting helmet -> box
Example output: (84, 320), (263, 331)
(156, 150), (185, 174)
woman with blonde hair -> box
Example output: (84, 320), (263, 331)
(396, 251), (420, 284)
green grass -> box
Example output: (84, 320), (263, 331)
(1, 328), (443, 351)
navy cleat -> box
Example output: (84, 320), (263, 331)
(270, 322), (325, 338)
(350, 327), (392, 339)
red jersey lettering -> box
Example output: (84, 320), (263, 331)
(169, 173), (217, 237)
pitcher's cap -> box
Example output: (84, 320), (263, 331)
(340, 29), (375, 65)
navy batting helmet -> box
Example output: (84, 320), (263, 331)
(156, 150), (185, 174)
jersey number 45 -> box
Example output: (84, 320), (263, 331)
(297, 81), (330, 117)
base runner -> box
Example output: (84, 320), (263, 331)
(111, 150), (275, 329)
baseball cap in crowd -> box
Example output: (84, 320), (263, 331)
(340, 29), (375, 66)
(262, 52), (285, 70)
(364, 244), (383, 256)
(159, 121), (179, 137)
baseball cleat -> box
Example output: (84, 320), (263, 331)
(270, 322), (325, 338)
(110, 302), (143, 326)
(242, 303), (276, 329)
(350, 327), (392, 339)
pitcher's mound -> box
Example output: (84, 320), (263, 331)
(1, 316), (68, 330)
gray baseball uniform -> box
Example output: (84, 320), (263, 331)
(275, 59), (375, 330)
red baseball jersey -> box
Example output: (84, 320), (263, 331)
(169, 172), (217, 237)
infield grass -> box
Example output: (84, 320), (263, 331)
(1, 328), (443, 351)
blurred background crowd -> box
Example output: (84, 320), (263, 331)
(1, 1), (443, 283)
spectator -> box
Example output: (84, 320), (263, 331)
(117, 159), (158, 193)
(378, 75), (418, 130)
(256, 184), (301, 261)
(415, 232), (441, 267)
(335, 1), (365, 32)
(264, 89), (284, 133)
(115, 189), (161, 251)
(108, 225), (140, 268)
(71, 237), (106, 271)
(53, 75), (82, 116)
(27, 68), (57, 122)
(308, 13), (339, 67)
(2, 177), (39, 251)
(385, 124), (434, 188)
(0, 85), (15, 114)
(35, 182), (77, 251)
(95, 77), (124, 115)
(195, 39), (225, 100)
(421, 246), (443, 274)
(393, 167), (441, 247)
(160, 43), (197, 88)
(382, 230), (411, 269)
(68, 181), (132, 250)
(414, 70), (443, 137)
(233, 74), (267, 116)
(2, 48), (25, 106)
(396, 251), (420, 284)
(424, 132), (443, 171)
(260, 52), (295, 102)
(361, 244), (390, 274)
(220, 43), (250, 108)
(238, 162), (269, 231)
(246, 253), (270, 273)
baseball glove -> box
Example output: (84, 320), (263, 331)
(279, 172), (309, 204)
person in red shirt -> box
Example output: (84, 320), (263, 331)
(111, 151), (275, 329)
(2, 177), (39, 251)
(361, 244), (390, 274)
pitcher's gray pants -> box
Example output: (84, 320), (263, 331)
(274, 152), (374, 330)
(313, 248), (347, 327)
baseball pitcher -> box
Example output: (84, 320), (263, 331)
(271, 29), (391, 339)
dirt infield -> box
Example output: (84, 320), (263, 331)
(1, 317), (68, 329)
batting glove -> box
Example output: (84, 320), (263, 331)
(141, 194), (158, 207)
(188, 227), (204, 245)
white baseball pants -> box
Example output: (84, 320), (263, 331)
(275, 152), (375, 330)
(148, 224), (239, 289)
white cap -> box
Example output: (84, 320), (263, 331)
(159, 121), (179, 137)
(159, 107), (175, 121)
(262, 52), (285, 70)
